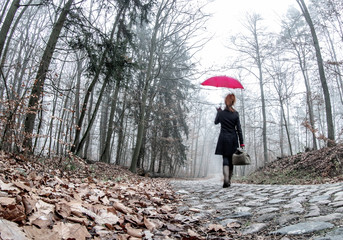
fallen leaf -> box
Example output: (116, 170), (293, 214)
(208, 224), (226, 232)
(66, 216), (88, 225)
(23, 225), (60, 240)
(227, 222), (241, 228)
(95, 208), (119, 225)
(32, 212), (54, 229)
(55, 202), (71, 219)
(0, 179), (18, 191)
(0, 204), (26, 222)
(113, 201), (133, 214)
(22, 196), (35, 215)
(188, 228), (201, 238)
(53, 222), (91, 240)
(0, 218), (28, 240)
(0, 197), (16, 205)
(144, 216), (156, 231)
(13, 181), (31, 192)
(125, 223), (143, 238)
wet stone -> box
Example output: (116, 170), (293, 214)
(309, 195), (331, 204)
(305, 204), (321, 217)
(218, 218), (241, 227)
(328, 201), (343, 208)
(277, 214), (299, 226)
(171, 178), (343, 238)
(306, 213), (343, 222)
(244, 200), (264, 207)
(256, 207), (279, 215)
(314, 227), (343, 240)
(336, 207), (343, 213)
(242, 223), (267, 235)
(270, 221), (334, 235)
(227, 211), (252, 219)
(269, 198), (287, 204)
(255, 213), (277, 222)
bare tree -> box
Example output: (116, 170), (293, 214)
(24, 0), (74, 150)
(296, 0), (335, 146)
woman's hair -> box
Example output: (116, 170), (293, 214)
(225, 93), (236, 112)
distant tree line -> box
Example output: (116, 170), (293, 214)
(0, 0), (209, 177)
(0, 0), (342, 178)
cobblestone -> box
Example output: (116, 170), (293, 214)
(171, 177), (343, 239)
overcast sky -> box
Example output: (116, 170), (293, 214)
(197, 0), (298, 105)
(199, 0), (297, 72)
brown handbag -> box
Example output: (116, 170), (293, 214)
(232, 149), (251, 165)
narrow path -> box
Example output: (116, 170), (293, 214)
(171, 177), (343, 239)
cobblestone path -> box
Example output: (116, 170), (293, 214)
(171, 177), (343, 239)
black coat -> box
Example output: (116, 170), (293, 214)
(214, 109), (244, 156)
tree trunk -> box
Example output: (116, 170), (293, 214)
(71, 5), (126, 153)
(100, 80), (121, 163)
(24, 0), (73, 150)
(254, 32), (268, 164)
(0, 0), (20, 57)
(296, 0), (335, 146)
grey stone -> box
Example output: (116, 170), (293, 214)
(257, 207), (279, 214)
(245, 200), (264, 207)
(218, 218), (241, 227)
(227, 212), (252, 219)
(242, 223), (267, 235)
(305, 204), (321, 217)
(256, 213), (277, 222)
(270, 221), (334, 235)
(306, 213), (343, 222)
(277, 214), (299, 226)
(336, 207), (343, 213)
(269, 198), (286, 204)
(309, 195), (330, 203)
(175, 189), (189, 195)
(314, 228), (343, 240)
(328, 201), (343, 208)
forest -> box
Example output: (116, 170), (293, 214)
(0, 0), (342, 178)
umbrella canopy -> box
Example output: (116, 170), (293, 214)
(201, 76), (244, 89)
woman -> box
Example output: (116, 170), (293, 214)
(215, 93), (244, 188)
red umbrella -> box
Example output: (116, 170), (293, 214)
(201, 76), (244, 89)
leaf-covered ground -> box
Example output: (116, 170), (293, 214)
(236, 144), (343, 185)
(0, 151), (250, 240)
(1, 145), (343, 239)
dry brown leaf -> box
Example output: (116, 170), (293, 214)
(0, 204), (26, 222)
(0, 179), (18, 191)
(55, 202), (71, 219)
(227, 222), (241, 228)
(117, 233), (130, 240)
(13, 181), (31, 192)
(95, 208), (119, 225)
(100, 195), (110, 205)
(0, 197), (16, 205)
(0, 218), (28, 240)
(23, 225), (60, 240)
(32, 212), (54, 229)
(53, 222), (91, 240)
(188, 228), (202, 238)
(125, 223), (143, 238)
(208, 223), (226, 232)
(160, 205), (173, 213)
(22, 196), (35, 215)
(144, 216), (156, 231)
(166, 223), (182, 232)
(66, 216), (88, 225)
(113, 201), (133, 214)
